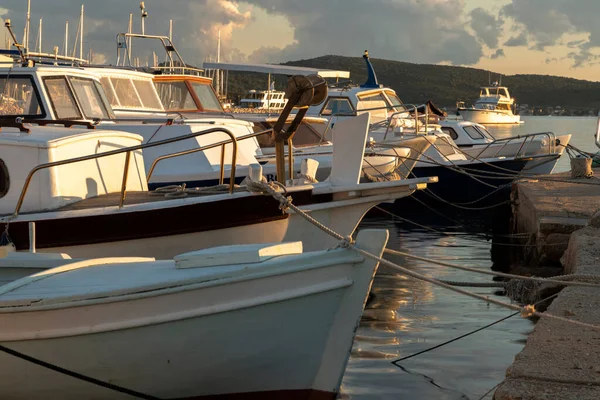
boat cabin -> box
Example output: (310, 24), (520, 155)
(0, 122), (146, 215)
(154, 75), (224, 113)
(86, 67), (166, 117)
(308, 86), (407, 123)
(0, 65), (115, 121)
(478, 86), (511, 100)
(237, 90), (287, 110)
(439, 120), (495, 147)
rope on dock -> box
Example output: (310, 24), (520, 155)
(248, 179), (600, 331)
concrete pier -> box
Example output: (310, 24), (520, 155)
(494, 225), (600, 399)
(494, 171), (600, 399)
(509, 170), (600, 267)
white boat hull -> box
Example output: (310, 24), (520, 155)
(0, 230), (388, 399)
(458, 108), (522, 124)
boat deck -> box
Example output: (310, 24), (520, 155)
(56, 186), (248, 211)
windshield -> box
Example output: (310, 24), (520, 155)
(44, 77), (82, 119)
(155, 81), (197, 111)
(0, 75), (43, 117)
(384, 91), (406, 112)
(70, 77), (112, 119)
(110, 77), (142, 109)
(132, 80), (163, 110)
(191, 82), (223, 111)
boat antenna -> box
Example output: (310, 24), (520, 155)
(361, 50), (381, 88)
(4, 19), (27, 64)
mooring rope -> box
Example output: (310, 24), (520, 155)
(0, 344), (160, 399)
(373, 206), (564, 247)
(247, 179), (600, 331)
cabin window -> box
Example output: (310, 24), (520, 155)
(44, 77), (81, 119)
(0, 76), (43, 117)
(155, 81), (196, 111)
(132, 80), (163, 110)
(440, 127), (459, 140)
(191, 82), (223, 111)
(463, 125), (486, 140)
(70, 77), (111, 120)
(100, 77), (120, 107)
(384, 91), (406, 112)
(110, 78), (142, 109)
(321, 98), (354, 116)
(496, 103), (510, 111)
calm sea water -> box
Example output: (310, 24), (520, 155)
(341, 116), (599, 399)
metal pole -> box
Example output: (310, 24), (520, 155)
(128, 13), (133, 64)
(24, 0), (31, 54)
(267, 73), (271, 114)
(28, 222), (36, 253)
(79, 4), (84, 59)
(64, 21), (68, 57)
(119, 151), (132, 208)
(38, 18), (42, 53)
(216, 29), (221, 96)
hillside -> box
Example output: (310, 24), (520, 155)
(223, 55), (600, 114)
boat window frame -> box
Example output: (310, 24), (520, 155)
(99, 76), (121, 108)
(440, 127), (459, 140)
(382, 90), (406, 113)
(319, 96), (356, 116)
(42, 75), (83, 120)
(189, 81), (224, 112)
(154, 80), (199, 112)
(69, 76), (114, 120)
(463, 125), (486, 140)
(0, 74), (47, 119)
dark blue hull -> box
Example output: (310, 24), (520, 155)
(379, 158), (528, 226)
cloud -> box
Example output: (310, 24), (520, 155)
(490, 48), (505, 59)
(247, 0), (486, 65)
(0, 0), (488, 67)
(469, 7), (503, 49)
(0, 0), (252, 64)
(501, 0), (600, 67)
(504, 32), (527, 47)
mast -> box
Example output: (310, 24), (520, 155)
(168, 19), (173, 69)
(140, 2), (147, 35)
(24, 0), (31, 54)
(38, 18), (42, 52)
(64, 21), (69, 57)
(215, 29), (221, 96)
(79, 4), (84, 59)
(127, 13), (133, 64)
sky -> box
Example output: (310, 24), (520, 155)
(1, 0), (600, 81)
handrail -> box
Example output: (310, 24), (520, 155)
(11, 126), (272, 218)
(472, 131), (557, 160)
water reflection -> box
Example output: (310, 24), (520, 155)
(341, 117), (598, 399)
(341, 217), (533, 399)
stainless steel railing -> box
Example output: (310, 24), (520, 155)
(10, 124), (272, 218)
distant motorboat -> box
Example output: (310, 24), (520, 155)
(456, 83), (523, 125)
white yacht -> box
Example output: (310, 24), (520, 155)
(456, 83), (523, 125)
(236, 87), (287, 111)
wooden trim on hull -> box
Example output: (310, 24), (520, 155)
(174, 389), (336, 400)
(0, 190), (331, 250)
